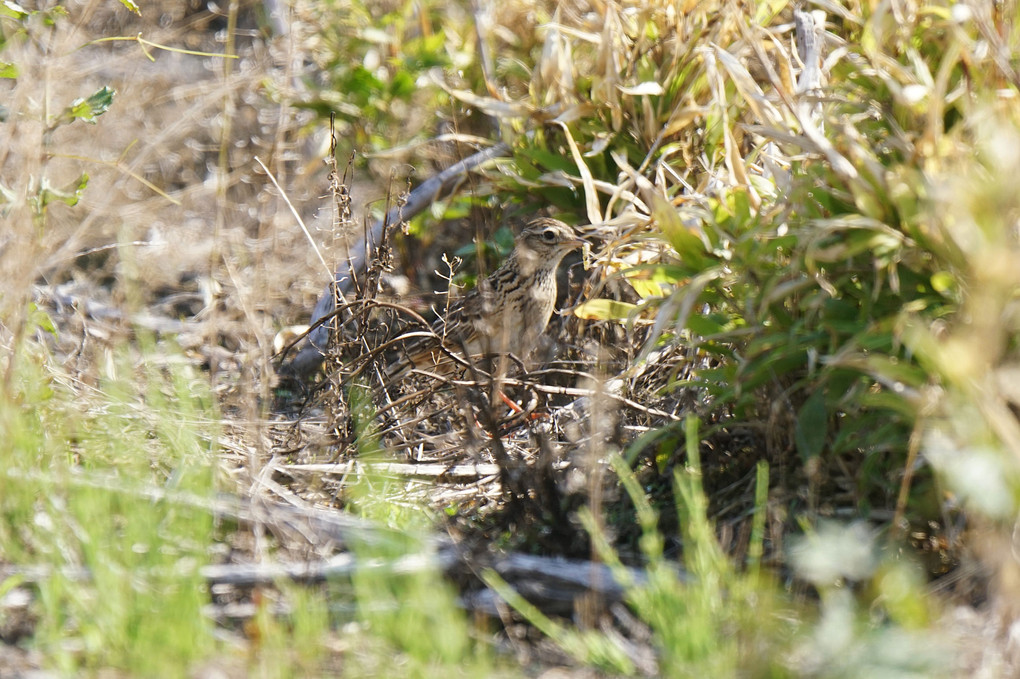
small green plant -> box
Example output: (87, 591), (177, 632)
(603, 418), (790, 677)
(301, 0), (475, 153)
(489, 416), (947, 676)
(1, 330), (218, 675)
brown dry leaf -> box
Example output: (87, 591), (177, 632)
(595, 5), (627, 132)
(441, 83), (532, 119)
(661, 106), (707, 137)
(538, 8), (576, 107)
(712, 43), (785, 128)
(556, 121), (603, 225)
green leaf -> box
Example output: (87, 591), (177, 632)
(519, 146), (577, 175)
(647, 265), (689, 284)
(574, 299), (638, 321)
(795, 390), (828, 461)
(64, 86), (115, 124)
(627, 278), (664, 299)
(28, 302), (57, 338)
(0, 61), (18, 78)
(389, 70), (415, 97)
(0, 1), (28, 19)
(754, 0), (789, 24)
(624, 269), (669, 299)
(930, 271), (954, 293)
(118, 0), (141, 15)
(685, 313), (726, 337)
(40, 5), (66, 25)
(651, 193), (709, 270)
(36, 173), (89, 210)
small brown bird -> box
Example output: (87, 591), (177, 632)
(388, 218), (585, 377)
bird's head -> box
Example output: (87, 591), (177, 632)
(517, 218), (585, 260)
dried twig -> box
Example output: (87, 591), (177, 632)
(287, 141), (511, 376)
(274, 461), (510, 481)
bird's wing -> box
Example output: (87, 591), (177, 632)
(386, 272), (503, 378)
(453, 277), (495, 321)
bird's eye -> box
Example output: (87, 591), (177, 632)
(541, 229), (557, 242)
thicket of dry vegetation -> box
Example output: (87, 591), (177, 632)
(3, 0), (1020, 676)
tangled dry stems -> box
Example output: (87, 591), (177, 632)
(275, 181), (709, 552)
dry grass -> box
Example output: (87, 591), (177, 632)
(5, 0), (1020, 675)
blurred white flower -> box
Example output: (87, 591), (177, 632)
(791, 521), (877, 585)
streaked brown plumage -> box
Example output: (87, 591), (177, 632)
(388, 218), (584, 377)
